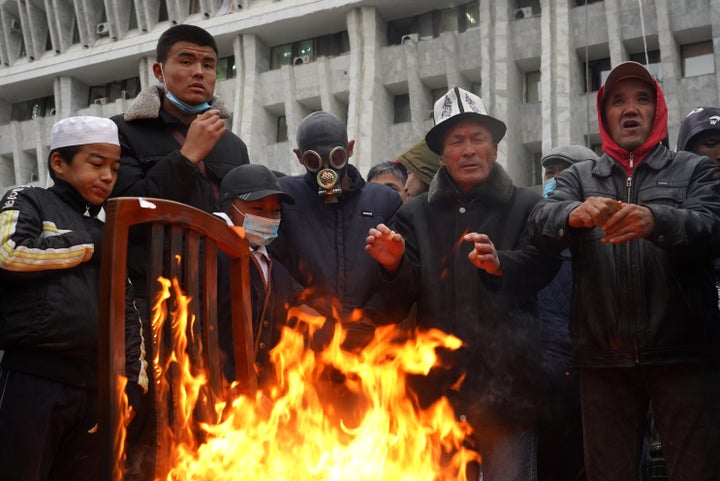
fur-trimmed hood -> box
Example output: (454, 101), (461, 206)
(123, 83), (231, 122)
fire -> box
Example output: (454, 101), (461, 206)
(149, 277), (479, 481)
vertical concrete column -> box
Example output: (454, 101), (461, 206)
(138, 57), (156, 90)
(316, 57), (344, 117)
(53, 76), (90, 119)
(402, 37), (426, 137)
(482, 1), (517, 180)
(653, 0), (681, 142)
(230, 33), (245, 136)
(540, 0), (572, 152)
(711, 0), (720, 105)
(603, 0), (627, 65)
(345, 7), (387, 173)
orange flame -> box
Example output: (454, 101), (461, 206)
(150, 277), (479, 480)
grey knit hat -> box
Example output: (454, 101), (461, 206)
(540, 144), (599, 168)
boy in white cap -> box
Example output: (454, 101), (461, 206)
(0, 116), (147, 481)
(365, 87), (560, 481)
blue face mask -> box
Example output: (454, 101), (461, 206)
(233, 205), (281, 247)
(165, 90), (212, 115)
(543, 177), (557, 198)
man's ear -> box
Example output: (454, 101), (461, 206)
(49, 152), (66, 178)
(439, 154), (446, 166)
(347, 139), (356, 157)
(152, 62), (164, 82)
(293, 148), (303, 164)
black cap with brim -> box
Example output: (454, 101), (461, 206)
(220, 164), (295, 205)
(425, 87), (507, 154)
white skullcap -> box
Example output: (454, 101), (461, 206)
(50, 116), (119, 150)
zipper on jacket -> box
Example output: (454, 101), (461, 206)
(625, 173), (640, 365)
(629, 152), (634, 170)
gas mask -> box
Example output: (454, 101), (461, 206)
(301, 146), (349, 203)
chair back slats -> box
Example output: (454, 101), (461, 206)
(98, 197), (256, 481)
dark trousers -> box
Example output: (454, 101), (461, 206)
(580, 363), (720, 481)
(0, 368), (99, 481)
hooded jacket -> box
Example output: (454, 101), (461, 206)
(110, 84), (249, 297)
(529, 78), (720, 368)
(381, 163), (560, 426)
(0, 180), (147, 409)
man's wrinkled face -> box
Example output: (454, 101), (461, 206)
(604, 78), (656, 151)
(440, 119), (498, 193)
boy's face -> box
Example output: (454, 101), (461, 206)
(51, 143), (121, 205)
(155, 41), (217, 106)
(229, 195), (283, 226)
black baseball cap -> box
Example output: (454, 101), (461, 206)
(220, 164), (295, 204)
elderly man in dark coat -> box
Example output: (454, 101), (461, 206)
(365, 87), (559, 481)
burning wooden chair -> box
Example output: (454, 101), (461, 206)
(97, 197), (256, 481)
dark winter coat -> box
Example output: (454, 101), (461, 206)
(0, 180), (147, 408)
(382, 163), (560, 426)
(529, 76), (720, 369)
(269, 165), (402, 322)
(109, 84), (249, 296)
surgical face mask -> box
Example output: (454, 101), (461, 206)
(233, 205), (281, 247)
(543, 177), (557, 198)
(160, 64), (212, 115)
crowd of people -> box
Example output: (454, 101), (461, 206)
(1, 22), (719, 481)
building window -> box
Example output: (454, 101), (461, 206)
(575, 0), (603, 5)
(11, 96), (55, 121)
(88, 77), (141, 106)
(513, 0), (541, 19)
(387, 0), (479, 45)
(583, 57), (611, 92)
(525, 70), (541, 103)
(217, 56), (236, 80)
(269, 31), (350, 70)
(276, 115), (288, 143)
(393, 94), (411, 124)
(682, 41), (715, 78)
(629, 50), (662, 82)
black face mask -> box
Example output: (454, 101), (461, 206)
(301, 146), (349, 202)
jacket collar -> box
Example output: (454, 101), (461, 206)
(594, 143), (671, 178)
(428, 162), (514, 205)
(123, 84), (231, 122)
(48, 179), (102, 217)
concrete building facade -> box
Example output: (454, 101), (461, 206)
(0, 0), (718, 192)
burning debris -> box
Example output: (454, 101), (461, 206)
(144, 276), (479, 481)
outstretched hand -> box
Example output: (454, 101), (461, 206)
(365, 223), (405, 273)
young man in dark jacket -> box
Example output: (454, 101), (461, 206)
(108, 24), (249, 480)
(365, 87), (560, 481)
(0, 116), (147, 481)
(529, 62), (720, 481)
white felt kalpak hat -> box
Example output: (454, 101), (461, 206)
(425, 87), (507, 154)
(51, 116), (119, 150)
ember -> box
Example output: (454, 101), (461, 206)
(151, 277), (479, 481)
